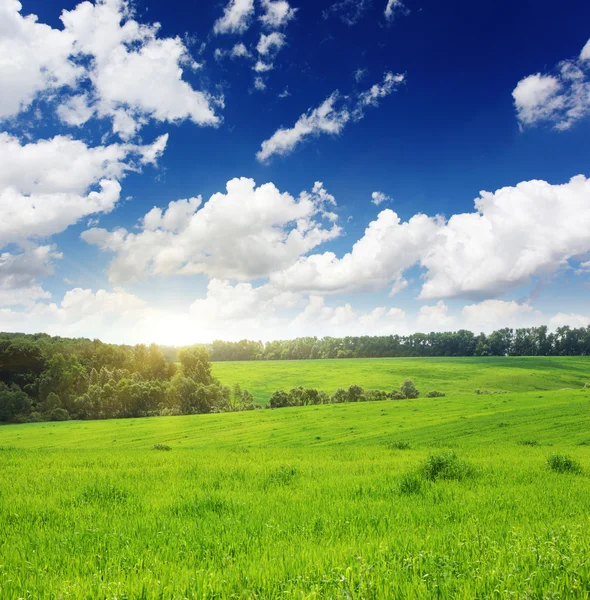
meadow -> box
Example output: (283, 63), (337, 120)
(211, 355), (590, 404)
(1, 357), (590, 598)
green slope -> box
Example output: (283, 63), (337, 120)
(212, 355), (590, 403)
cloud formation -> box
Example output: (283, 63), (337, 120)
(0, 132), (167, 245)
(257, 72), (405, 162)
(83, 178), (341, 284)
(513, 37), (590, 130)
(213, 0), (255, 35)
(269, 175), (590, 300)
(0, 0), (221, 138)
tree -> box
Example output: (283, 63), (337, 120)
(178, 346), (213, 384)
(400, 379), (420, 399)
(0, 383), (32, 422)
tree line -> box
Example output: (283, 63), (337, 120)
(0, 332), (255, 424)
(207, 326), (590, 361)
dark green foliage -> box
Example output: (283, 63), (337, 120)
(206, 324), (590, 360)
(425, 390), (446, 398)
(421, 452), (474, 482)
(388, 441), (411, 450)
(398, 473), (423, 495)
(153, 444), (172, 451)
(0, 333), (254, 423)
(0, 383), (31, 422)
(547, 453), (582, 474)
(400, 379), (420, 399)
(518, 440), (539, 446)
(48, 408), (70, 422)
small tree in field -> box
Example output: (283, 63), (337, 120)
(400, 379), (420, 399)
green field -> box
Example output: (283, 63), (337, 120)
(212, 355), (590, 404)
(1, 357), (590, 598)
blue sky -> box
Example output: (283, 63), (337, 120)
(1, 0), (590, 344)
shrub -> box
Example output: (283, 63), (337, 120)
(398, 473), (423, 495)
(425, 390), (446, 398)
(269, 390), (290, 409)
(400, 379), (420, 399)
(153, 444), (172, 451)
(390, 390), (405, 400)
(388, 441), (411, 450)
(421, 452), (473, 481)
(518, 440), (539, 446)
(48, 407), (70, 422)
(547, 453), (581, 474)
(584, 383), (590, 389)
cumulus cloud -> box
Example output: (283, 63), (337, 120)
(213, 0), (255, 34)
(231, 42), (251, 58)
(0, 0), (81, 119)
(549, 312), (590, 329)
(260, 0), (297, 28)
(82, 178), (341, 284)
(0, 245), (62, 307)
(269, 175), (590, 301)
(257, 72), (404, 162)
(0, 132), (167, 245)
(417, 301), (456, 330)
(0, 0), (221, 139)
(371, 191), (391, 205)
(513, 37), (590, 130)
(461, 300), (540, 332)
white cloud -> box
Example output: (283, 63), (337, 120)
(254, 60), (274, 72)
(257, 72), (404, 162)
(269, 175), (590, 301)
(462, 300), (539, 332)
(0, 132), (167, 245)
(260, 0), (297, 28)
(0, 0), (81, 119)
(371, 191), (391, 205)
(213, 0), (255, 35)
(231, 42), (251, 58)
(0, 0), (221, 139)
(82, 178), (341, 284)
(0, 245), (61, 307)
(354, 68), (367, 83)
(417, 301), (456, 330)
(549, 312), (590, 329)
(513, 38), (590, 130)
(384, 0), (407, 22)
(269, 209), (438, 294)
(257, 31), (286, 55)
(419, 175), (590, 299)
(254, 77), (267, 91)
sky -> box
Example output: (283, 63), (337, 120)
(1, 0), (590, 345)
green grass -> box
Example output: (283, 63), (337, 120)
(1, 358), (590, 598)
(211, 355), (590, 404)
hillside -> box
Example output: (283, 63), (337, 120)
(1, 385), (590, 598)
(212, 355), (590, 404)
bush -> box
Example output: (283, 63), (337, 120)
(269, 390), (290, 409)
(425, 390), (446, 398)
(398, 473), (423, 495)
(388, 441), (411, 450)
(518, 440), (539, 446)
(421, 452), (473, 481)
(153, 444), (172, 451)
(584, 383), (590, 389)
(547, 453), (581, 474)
(48, 407), (70, 422)
(400, 379), (420, 399)
(390, 390), (405, 400)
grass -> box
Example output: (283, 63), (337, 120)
(1, 358), (590, 598)
(211, 355), (590, 404)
